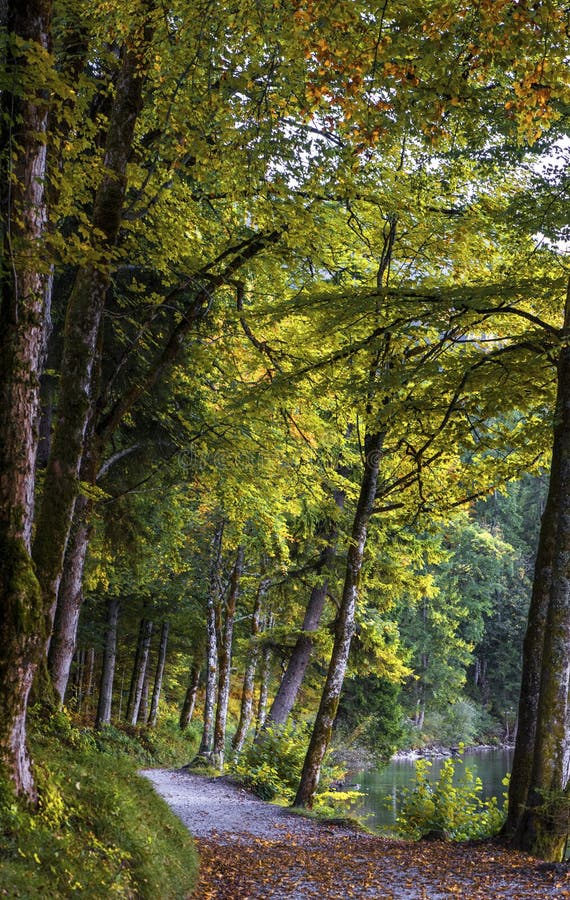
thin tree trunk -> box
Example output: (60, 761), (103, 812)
(212, 546), (244, 770)
(75, 647), (86, 711)
(255, 621), (274, 737)
(47, 492), (91, 704)
(294, 428), (383, 808)
(137, 656), (152, 724)
(233, 577), (269, 755)
(148, 620), (169, 727)
(126, 618), (153, 726)
(96, 598), (120, 729)
(84, 646), (95, 713)
(198, 521), (224, 756)
(118, 667), (125, 720)
(180, 660), (201, 729)
(0, 0), (53, 800)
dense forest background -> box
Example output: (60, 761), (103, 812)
(74, 472), (544, 759)
(2, 0), (570, 874)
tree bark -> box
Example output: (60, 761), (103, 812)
(294, 429), (383, 808)
(96, 598), (120, 729)
(126, 618), (153, 726)
(198, 521), (224, 756)
(509, 282), (570, 860)
(503, 488), (557, 839)
(180, 660), (201, 729)
(212, 546), (244, 770)
(47, 492), (91, 704)
(0, 0), (53, 799)
(232, 577), (269, 755)
(148, 620), (169, 727)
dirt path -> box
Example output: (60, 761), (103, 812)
(141, 768), (570, 899)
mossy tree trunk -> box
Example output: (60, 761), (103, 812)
(294, 429), (383, 809)
(508, 282), (570, 860)
(502, 490), (557, 839)
(0, 0), (52, 800)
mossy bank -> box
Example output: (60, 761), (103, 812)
(0, 711), (199, 898)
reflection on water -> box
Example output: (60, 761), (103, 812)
(352, 747), (514, 830)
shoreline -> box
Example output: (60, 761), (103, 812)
(392, 742), (515, 762)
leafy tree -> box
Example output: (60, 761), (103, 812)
(335, 675), (406, 765)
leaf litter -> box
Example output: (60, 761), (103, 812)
(142, 768), (570, 899)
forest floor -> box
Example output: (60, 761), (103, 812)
(141, 768), (570, 899)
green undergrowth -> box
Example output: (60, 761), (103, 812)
(229, 722), (361, 815)
(0, 711), (199, 898)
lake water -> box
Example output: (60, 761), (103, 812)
(352, 747), (514, 830)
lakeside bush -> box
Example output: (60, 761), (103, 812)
(393, 748), (507, 841)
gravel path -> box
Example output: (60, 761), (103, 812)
(140, 768), (570, 899)
(140, 768), (330, 842)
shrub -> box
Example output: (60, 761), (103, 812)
(394, 748), (507, 841)
(231, 722), (310, 801)
(231, 721), (347, 806)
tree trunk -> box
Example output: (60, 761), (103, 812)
(74, 647), (86, 711)
(294, 428), (383, 808)
(212, 546), (244, 770)
(96, 598), (120, 729)
(0, 0), (53, 800)
(502, 486), (556, 839)
(84, 646), (95, 714)
(198, 521), (224, 756)
(126, 618), (153, 726)
(232, 578), (269, 755)
(47, 492), (91, 704)
(509, 283), (570, 859)
(180, 660), (201, 730)
(31, 20), (151, 684)
(267, 493), (344, 728)
(137, 656), (152, 724)
(148, 621), (169, 727)
(267, 581), (329, 728)
(255, 620), (274, 737)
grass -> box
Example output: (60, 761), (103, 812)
(0, 711), (200, 898)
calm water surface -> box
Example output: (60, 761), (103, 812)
(352, 747), (514, 829)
